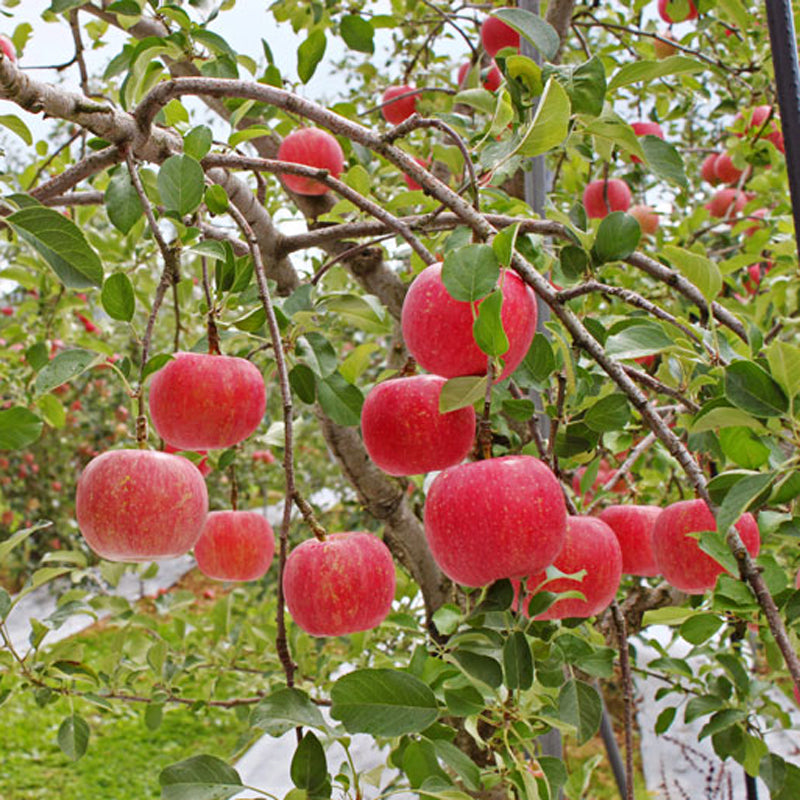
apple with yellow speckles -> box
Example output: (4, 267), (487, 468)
(76, 449), (208, 562)
(194, 510), (275, 581)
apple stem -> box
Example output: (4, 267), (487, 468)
(293, 492), (327, 541)
(200, 254), (221, 355)
(399, 356), (417, 377)
(229, 464), (238, 511)
(135, 414), (148, 448)
(476, 361), (494, 460)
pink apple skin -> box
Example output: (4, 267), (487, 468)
(598, 504), (662, 576)
(629, 205), (659, 235)
(283, 532), (396, 637)
(194, 510), (275, 581)
(277, 128), (345, 196)
(361, 375), (476, 476)
(0, 35), (15, 62)
(401, 264), (537, 381)
(520, 516), (623, 619)
(701, 153), (721, 185)
(652, 499), (760, 594)
(424, 455), (567, 587)
(714, 153), (746, 184)
(381, 85), (418, 125)
(583, 179), (632, 219)
(630, 122), (664, 164)
(149, 352), (266, 450)
(737, 105), (784, 152)
(658, 0), (698, 23)
(706, 188), (748, 219)
(457, 61), (502, 92)
(76, 449), (208, 562)
(481, 17), (520, 56)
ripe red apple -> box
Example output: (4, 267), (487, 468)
(701, 153), (722, 185)
(742, 261), (772, 295)
(651, 499), (760, 594)
(283, 532), (396, 636)
(653, 32), (678, 58)
(736, 105), (784, 153)
(424, 455), (567, 587)
(381, 85), (418, 125)
(706, 188), (748, 219)
(0, 306), (12, 316)
(629, 204), (660, 235)
(194, 510), (275, 581)
(76, 449), (208, 562)
(598, 504), (662, 576)
(714, 153), (747, 184)
(658, 0), (698, 24)
(519, 516), (623, 619)
(457, 60), (502, 92)
(361, 375), (476, 476)
(401, 264), (537, 381)
(276, 128), (345, 196)
(0, 35), (15, 63)
(630, 122), (664, 163)
(148, 352), (266, 450)
(481, 16), (520, 56)
(583, 179), (632, 219)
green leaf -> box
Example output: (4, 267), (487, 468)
(725, 361), (789, 417)
(251, 688), (327, 737)
(340, 14), (374, 54)
(0, 114), (32, 145)
(584, 393), (631, 432)
(716, 471), (773, 539)
(101, 273), (135, 322)
(679, 614), (723, 644)
(186, 241), (228, 262)
(684, 694), (724, 724)
(442, 244), (499, 302)
(473, 290), (509, 357)
(592, 212), (640, 263)
(452, 650), (503, 688)
(699, 709), (746, 740)
(655, 706), (677, 734)
(205, 184), (229, 215)
(697, 530), (738, 576)
(502, 398), (536, 421)
(142, 353), (174, 382)
(494, 7), (560, 60)
(105, 168), (143, 234)
(289, 364), (316, 404)
(557, 679), (602, 746)
(0, 521), (52, 561)
(521, 333), (555, 383)
(159, 754), (243, 800)
(297, 29), (326, 83)
(444, 685), (485, 717)
(662, 245), (721, 302)
(158, 154), (205, 216)
(766, 340), (800, 400)
(291, 732), (328, 792)
(8, 206), (103, 289)
(0, 588), (10, 621)
(641, 135), (688, 189)
(320, 293), (390, 333)
(330, 668), (438, 736)
(517, 78), (571, 157)
(35, 349), (99, 396)
(298, 332), (337, 378)
(543, 56), (606, 117)
(432, 740), (482, 791)
(503, 631), (533, 690)
(57, 714), (90, 761)
(0, 407), (43, 449)
(607, 55), (706, 92)
(718, 427), (770, 469)
(183, 125), (213, 160)
(605, 321), (673, 360)
(317, 372), (364, 426)
(584, 117), (645, 161)
(492, 223), (520, 267)
(439, 375), (488, 413)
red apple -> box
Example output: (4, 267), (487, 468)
(742, 261), (772, 295)
(651, 499), (760, 594)
(736, 105), (784, 153)
(361, 375), (476, 476)
(381, 85), (418, 125)
(194, 510), (275, 581)
(283, 532), (396, 636)
(653, 32), (678, 58)
(743, 208), (768, 236)
(424, 455), (567, 587)
(76, 449), (208, 562)
(583, 179), (632, 219)
(706, 188), (748, 218)
(252, 449), (276, 465)
(402, 156), (430, 191)
(0, 35), (15, 63)
(701, 153), (722, 185)
(520, 515), (623, 619)
(714, 153), (747, 184)
(572, 459), (627, 502)
(598, 504), (662, 576)
(0, 307), (12, 316)
(658, 0), (698, 24)
(276, 128), (344, 196)
(148, 352), (266, 450)
(481, 16), (520, 56)
(457, 60), (502, 92)
(630, 122), (664, 163)
(629, 204), (660, 235)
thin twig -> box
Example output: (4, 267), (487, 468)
(611, 601), (635, 800)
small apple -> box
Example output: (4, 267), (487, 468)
(706, 188), (748, 219)
(651, 499), (760, 594)
(481, 16), (520, 56)
(520, 515), (623, 620)
(252, 449), (276, 465)
(0, 35), (15, 63)
(583, 179), (632, 219)
(76, 449), (209, 562)
(148, 352), (266, 450)
(401, 263), (537, 381)
(742, 261), (772, 295)
(736, 105), (784, 152)
(424, 455), (567, 587)
(714, 153), (747, 184)
(658, 0), (698, 24)
(194, 510), (275, 582)
(381, 85), (418, 125)
(598, 504), (662, 576)
(0, 307), (12, 316)
(653, 32), (678, 58)
(457, 60), (502, 92)
(283, 532), (396, 636)
(629, 204), (660, 235)
(701, 153), (722, 185)
(276, 128), (345, 196)
(630, 122), (664, 163)
(361, 375), (476, 476)
(743, 208), (768, 236)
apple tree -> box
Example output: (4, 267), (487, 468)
(1, 0), (800, 797)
